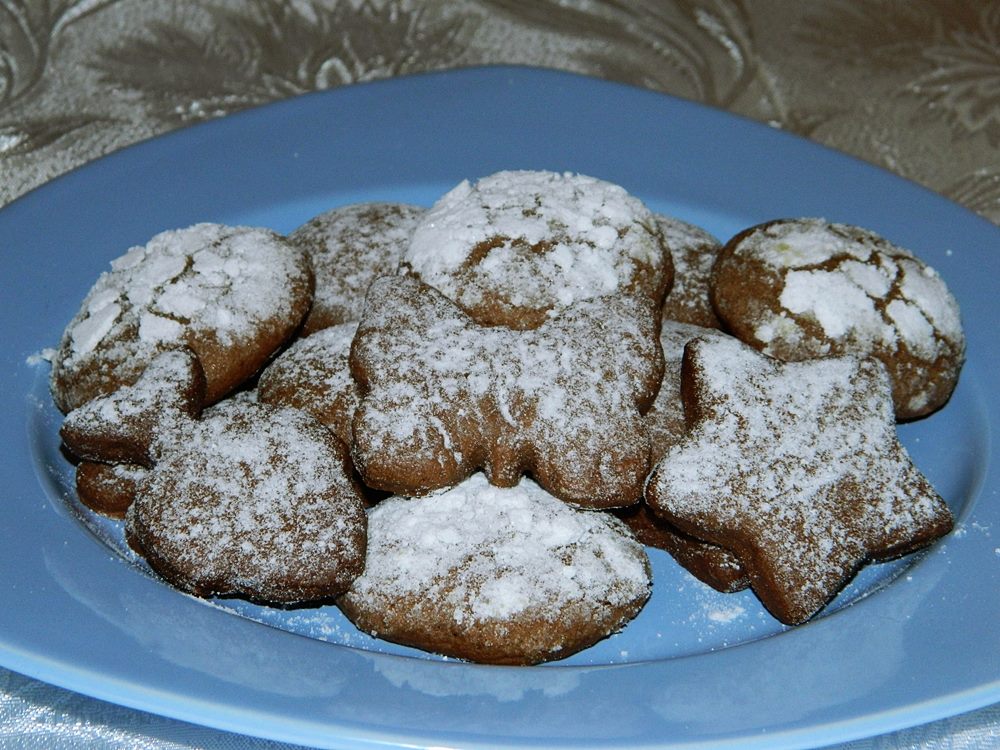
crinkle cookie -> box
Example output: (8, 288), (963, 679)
(656, 215), (723, 328)
(711, 218), (965, 419)
(50, 223), (313, 413)
(257, 322), (360, 445)
(350, 274), (662, 508)
(338, 473), (652, 665)
(645, 335), (953, 624)
(288, 202), (424, 334)
(60, 350), (367, 604)
(401, 170), (672, 329)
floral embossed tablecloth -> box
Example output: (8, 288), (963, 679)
(2, 1), (1000, 748)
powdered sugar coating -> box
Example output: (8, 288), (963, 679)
(50, 223), (312, 412)
(257, 323), (359, 444)
(402, 170), (671, 328)
(646, 320), (734, 458)
(350, 274), (662, 508)
(656, 215), (723, 328)
(127, 400), (366, 604)
(339, 473), (651, 664)
(289, 202), (424, 334)
(75, 461), (147, 518)
(711, 218), (965, 419)
(59, 349), (205, 468)
(612, 321), (748, 592)
(645, 336), (953, 624)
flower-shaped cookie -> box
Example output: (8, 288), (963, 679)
(350, 274), (663, 508)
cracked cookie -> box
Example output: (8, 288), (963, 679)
(710, 218), (965, 419)
(401, 170), (672, 329)
(50, 223), (313, 413)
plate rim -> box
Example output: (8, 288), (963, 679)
(2, 64), (999, 750)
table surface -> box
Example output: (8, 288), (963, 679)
(2, 2), (999, 748)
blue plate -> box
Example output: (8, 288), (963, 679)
(1, 66), (998, 749)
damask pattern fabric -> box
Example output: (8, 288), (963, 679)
(2, 1), (999, 748)
(2, 0), (1000, 223)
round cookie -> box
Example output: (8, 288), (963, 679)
(338, 473), (652, 664)
(257, 322), (360, 445)
(50, 223), (313, 413)
(288, 202), (424, 335)
(401, 170), (672, 329)
(711, 218), (965, 419)
(126, 399), (367, 604)
(656, 214), (723, 328)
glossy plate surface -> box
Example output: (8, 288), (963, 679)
(1, 67), (999, 749)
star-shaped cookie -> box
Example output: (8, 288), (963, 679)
(645, 335), (953, 624)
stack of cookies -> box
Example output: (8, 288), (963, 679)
(52, 170), (964, 664)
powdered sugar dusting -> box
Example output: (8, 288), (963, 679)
(50, 222), (311, 411)
(648, 336), (953, 623)
(656, 214), (722, 327)
(351, 274), (661, 505)
(127, 400), (366, 603)
(289, 202), (424, 331)
(343, 474), (651, 626)
(257, 323), (359, 444)
(403, 171), (667, 324)
(719, 218), (965, 419)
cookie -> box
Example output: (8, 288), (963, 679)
(613, 504), (749, 593)
(257, 322), (360, 445)
(338, 473), (652, 665)
(61, 349), (367, 604)
(75, 461), (146, 518)
(645, 320), (733, 458)
(288, 202), (424, 334)
(401, 170), (672, 329)
(613, 319), (749, 592)
(656, 215), (723, 328)
(350, 273), (662, 508)
(60, 348), (206, 467)
(127, 398), (367, 603)
(50, 223), (313, 413)
(645, 335), (954, 624)
(711, 218), (965, 419)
